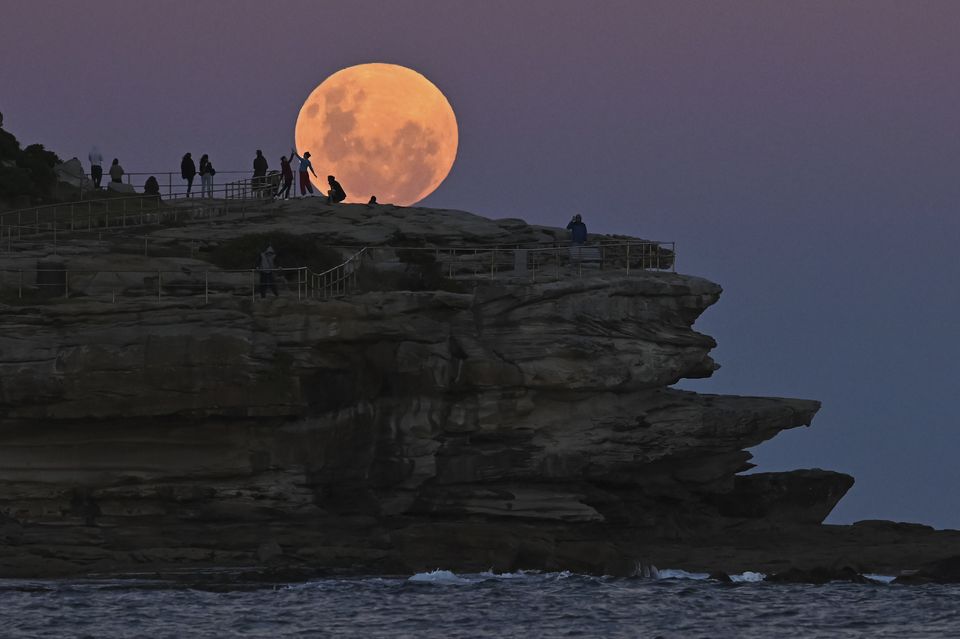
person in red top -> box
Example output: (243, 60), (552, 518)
(276, 155), (294, 199)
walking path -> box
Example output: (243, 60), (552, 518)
(0, 194), (676, 305)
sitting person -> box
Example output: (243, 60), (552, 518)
(326, 175), (346, 204)
(143, 175), (161, 196)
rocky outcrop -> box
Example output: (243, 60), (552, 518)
(0, 199), (957, 578)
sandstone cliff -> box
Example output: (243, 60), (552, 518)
(0, 199), (957, 578)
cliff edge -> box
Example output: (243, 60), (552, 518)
(0, 198), (957, 578)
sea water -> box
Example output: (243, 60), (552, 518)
(0, 570), (956, 638)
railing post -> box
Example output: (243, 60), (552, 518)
(19, 269), (22, 298)
(205, 270), (209, 305)
(157, 270), (162, 302)
(251, 270), (256, 304)
(64, 270), (69, 299)
(626, 243), (630, 275)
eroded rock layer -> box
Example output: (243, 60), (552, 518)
(0, 201), (955, 577)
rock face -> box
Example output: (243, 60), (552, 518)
(0, 200), (957, 578)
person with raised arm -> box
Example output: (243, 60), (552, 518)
(291, 147), (318, 197)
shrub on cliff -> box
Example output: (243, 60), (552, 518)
(0, 115), (61, 202)
(208, 232), (344, 274)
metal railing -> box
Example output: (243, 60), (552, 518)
(0, 244), (368, 304)
(359, 241), (676, 281)
(223, 174), (284, 200)
(81, 171), (252, 199)
(301, 248), (366, 299)
(0, 239), (674, 307)
(0, 194), (267, 251)
(77, 170), (307, 200)
(1, 265), (321, 304)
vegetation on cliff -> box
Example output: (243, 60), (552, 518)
(0, 113), (61, 204)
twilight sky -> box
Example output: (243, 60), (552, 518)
(3, 0), (959, 527)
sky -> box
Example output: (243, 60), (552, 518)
(2, 0), (959, 528)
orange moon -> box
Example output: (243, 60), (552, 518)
(294, 63), (458, 206)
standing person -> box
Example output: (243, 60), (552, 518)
(325, 175), (346, 204)
(276, 155), (293, 199)
(291, 147), (317, 196)
(198, 154), (215, 198)
(181, 152), (197, 196)
(256, 245), (279, 298)
(88, 146), (103, 189)
(566, 214), (587, 245)
(109, 158), (124, 184)
(253, 150), (268, 197)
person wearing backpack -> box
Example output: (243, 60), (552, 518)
(199, 154), (215, 198)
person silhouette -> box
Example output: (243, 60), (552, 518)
(256, 245), (279, 298)
(253, 150), (268, 196)
(291, 148), (317, 196)
(566, 214), (587, 245)
(144, 175), (160, 196)
(276, 155), (293, 199)
(109, 158), (124, 184)
(181, 152), (197, 196)
(198, 154), (215, 198)
(88, 146), (103, 189)
(326, 175), (346, 204)
(253, 150), (268, 178)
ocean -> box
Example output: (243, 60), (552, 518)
(0, 570), (956, 638)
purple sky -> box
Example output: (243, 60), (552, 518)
(3, 1), (960, 527)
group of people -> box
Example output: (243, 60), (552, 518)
(86, 148), (126, 190)
(262, 148), (346, 204)
(180, 152), (216, 198)
(88, 148), (349, 204)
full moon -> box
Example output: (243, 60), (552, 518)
(294, 63), (458, 206)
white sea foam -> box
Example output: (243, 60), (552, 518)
(864, 574), (896, 584)
(407, 569), (474, 585)
(730, 571), (766, 583)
